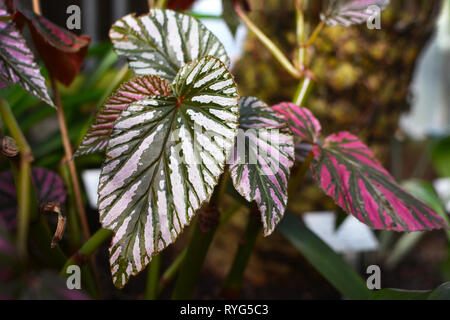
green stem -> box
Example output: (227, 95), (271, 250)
(295, 0), (307, 70)
(171, 172), (229, 299)
(157, 248), (187, 296)
(306, 21), (325, 47)
(157, 201), (241, 297)
(171, 219), (216, 299)
(51, 77), (91, 240)
(144, 253), (161, 300)
(293, 76), (313, 106)
(0, 100), (68, 266)
(60, 228), (113, 276)
(235, 5), (301, 79)
(221, 204), (261, 299)
(59, 163), (83, 251)
(0, 99), (33, 260)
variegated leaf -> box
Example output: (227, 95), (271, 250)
(0, 168), (67, 230)
(109, 9), (230, 81)
(320, 0), (389, 27)
(98, 56), (239, 288)
(75, 75), (172, 157)
(0, 8), (53, 106)
(311, 132), (449, 231)
(230, 97), (294, 235)
(272, 102), (321, 144)
(17, 9), (91, 86)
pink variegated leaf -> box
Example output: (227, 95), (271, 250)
(320, 0), (389, 27)
(272, 102), (321, 144)
(230, 97), (294, 236)
(0, 8), (53, 106)
(0, 168), (67, 230)
(311, 132), (449, 231)
(75, 75), (172, 157)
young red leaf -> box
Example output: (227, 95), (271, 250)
(272, 102), (321, 144)
(311, 132), (449, 231)
(75, 75), (172, 157)
(167, 0), (196, 10)
(17, 10), (90, 86)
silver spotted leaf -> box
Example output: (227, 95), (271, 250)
(75, 75), (172, 157)
(320, 0), (389, 27)
(109, 9), (230, 82)
(0, 8), (53, 106)
(98, 56), (239, 288)
(230, 97), (294, 236)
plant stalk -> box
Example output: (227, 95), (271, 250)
(171, 172), (229, 299)
(295, 0), (307, 70)
(221, 203), (261, 299)
(60, 228), (113, 276)
(32, 0), (41, 15)
(293, 76), (313, 106)
(235, 5), (301, 79)
(50, 77), (91, 240)
(306, 21), (325, 47)
(157, 201), (241, 297)
(157, 248), (187, 296)
(0, 99), (33, 260)
(144, 253), (161, 300)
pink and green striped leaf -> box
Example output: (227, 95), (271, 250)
(0, 8), (53, 106)
(230, 97), (294, 236)
(75, 75), (172, 157)
(109, 9), (230, 82)
(0, 168), (67, 230)
(98, 56), (239, 288)
(271, 102), (321, 144)
(320, 0), (389, 27)
(311, 132), (449, 231)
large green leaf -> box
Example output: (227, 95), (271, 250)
(230, 97), (294, 236)
(109, 9), (230, 82)
(98, 56), (239, 288)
